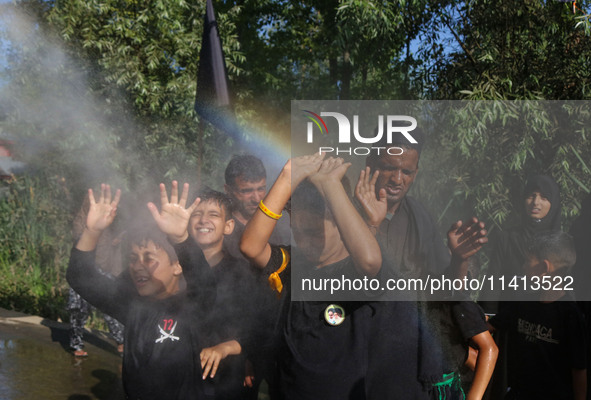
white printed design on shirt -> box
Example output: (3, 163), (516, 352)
(517, 318), (559, 344)
(155, 319), (180, 343)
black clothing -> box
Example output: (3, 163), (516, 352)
(571, 193), (591, 298)
(67, 248), (208, 400)
(222, 214), (289, 400)
(482, 175), (562, 399)
(173, 238), (257, 400)
(264, 244), (374, 400)
(365, 301), (428, 400)
(372, 196), (452, 399)
(421, 301), (487, 384)
(570, 194), (591, 400)
(489, 300), (587, 400)
(379, 197), (450, 280)
(487, 174), (562, 293)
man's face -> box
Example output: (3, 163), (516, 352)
(524, 190), (551, 220)
(128, 240), (181, 299)
(372, 148), (419, 211)
(226, 177), (266, 220)
(189, 200), (234, 250)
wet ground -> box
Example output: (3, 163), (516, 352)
(0, 308), (124, 400)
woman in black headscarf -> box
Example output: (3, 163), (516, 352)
(489, 174), (562, 282)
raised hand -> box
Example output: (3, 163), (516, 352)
(355, 167), (387, 229)
(147, 181), (200, 243)
(308, 157), (351, 197)
(447, 217), (488, 261)
(86, 184), (121, 234)
(290, 152), (326, 189)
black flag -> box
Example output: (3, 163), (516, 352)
(195, 0), (231, 123)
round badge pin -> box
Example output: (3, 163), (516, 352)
(324, 304), (345, 326)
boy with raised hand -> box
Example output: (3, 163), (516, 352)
(67, 184), (208, 400)
(147, 182), (250, 400)
(488, 231), (587, 400)
(240, 153), (382, 400)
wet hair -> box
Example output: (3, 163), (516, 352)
(124, 220), (178, 265)
(290, 177), (352, 219)
(197, 188), (234, 221)
(225, 155), (266, 186)
(366, 127), (425, 168)
(291, 180), (326, 218)
(526, 231), (576, 271)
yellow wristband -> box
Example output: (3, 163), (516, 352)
(259, 200), (282, 220)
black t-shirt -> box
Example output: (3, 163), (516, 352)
(426, 301), (487, 375)
(67, 248), (207, 400)
(173, 239), (257, 399)
(489, 300), (587, 400)
(264, 244), (374, 400)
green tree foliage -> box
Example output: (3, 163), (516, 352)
(2, 0), (591, 317)
(0, 174), (72, 320)
(431, 0), (591, 100)
(409, 1), (591, 237)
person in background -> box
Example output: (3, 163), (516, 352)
(67, 195), (124, 357)
(223, 155), (291, 399)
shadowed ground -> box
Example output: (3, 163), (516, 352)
(0, 307), (124, 400)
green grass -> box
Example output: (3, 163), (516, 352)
(0, 174), (73, 321)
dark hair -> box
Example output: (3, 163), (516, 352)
(291, 179), (326, 218)
(522, 174), (562, 231)
(197, 188), (234, 221)
(225, 155), (266, 186)
(124, 220), (178, 264)
(366, 127), (425, 168)
(291, 176), (352, 219)
(527, 231), (576, 271)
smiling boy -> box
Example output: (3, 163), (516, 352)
(67, 184), (211, 400)
(148, 186), (256, 399)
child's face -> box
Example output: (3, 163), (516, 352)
(524, 190), (551, 220)
(292, 210), (344, 265)
(129, 240), (182, 299)
(189, 200), (234, 249)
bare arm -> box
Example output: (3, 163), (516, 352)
(573, 368), (587, 400)
(466, 331), (498, 400)
(309, 158), (382, 277)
